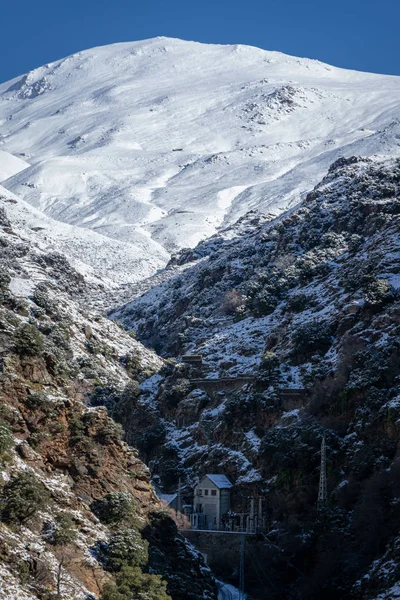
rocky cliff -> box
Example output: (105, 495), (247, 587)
(0, 190), (216, 600)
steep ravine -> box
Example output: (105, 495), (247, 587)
(111, 156), (400, 599)
(2, 155), (400, 599)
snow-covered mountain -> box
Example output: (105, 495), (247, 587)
(1, 37), (400, 284)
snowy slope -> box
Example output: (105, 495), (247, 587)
(0, 185), (168, 285)
(0, 37), (400, 279)
(0, 150), (29, 180)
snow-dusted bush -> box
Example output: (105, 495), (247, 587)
(32, 283), (59, 316)
(257, 351), (280, 388)
(25, 391), (52, 411)
(363, 278), (395, 309)
(92, 492), (137, 527)
(49, 512), (77, 546)
(0, 470), (51, 524)
(0, 422), (13, 456)
(101, 565), (170, 600)
(286, 292), (315, 313)
(292, 319), (333, 357)
(14, 323), (44, 357)
(222, 289), (245, 315)
(107, 529), (148, 571)
(0, 269), (11, 292)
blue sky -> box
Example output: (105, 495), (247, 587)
(2, 0), (399, 82)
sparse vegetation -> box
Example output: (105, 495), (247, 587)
(14, 323), (44, 357)
(0, 471), (51, 524)
(92, 492), (137, 527)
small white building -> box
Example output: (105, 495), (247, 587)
(191, 474), (233, 530)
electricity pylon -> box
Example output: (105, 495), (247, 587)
(318, 437), (328, 504)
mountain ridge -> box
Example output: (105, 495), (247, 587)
(1, 37), (399, 287)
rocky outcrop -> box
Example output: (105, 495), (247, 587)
(0, 206), (217, 600)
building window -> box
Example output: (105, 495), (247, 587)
(211, 490), (217, 496)
(204, 489), (209, 496)
(197, 489), (202, 496)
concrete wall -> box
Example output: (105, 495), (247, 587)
(183, 531), (243, 571)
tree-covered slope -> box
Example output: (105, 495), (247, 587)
(113, 156), (400, 599)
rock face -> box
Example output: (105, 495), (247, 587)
(0, 201), (217, 600)
(113, 157), (400, 599)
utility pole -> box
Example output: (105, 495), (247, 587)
(258, 497), (263, 532)
(318, 437), (328, 505)
(249, 496), (255, 534)
(239, 533), (245, 600)
(177, 477), (182, 516)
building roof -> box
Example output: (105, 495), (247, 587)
(204, 474), (233, 489)
(158, 493), (178, 506)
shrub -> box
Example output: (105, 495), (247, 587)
(107, 529), (148, 572)
(32, 284), (58, 316)
(0, 423), (14, 456)
(136, 421), (166, 455)
(101, 566), (170, 600)
(1, 471), (51, 524)
(95, 418), (123, 445)
(124, 352), (142, 378)
(14, 323), (44, 357)
(92, 492), (137, 527)
(251, 288), (279, 316)
(292, 319), (333, 357)
(287, 292), (315, 313)
(49, 324), (71, 351)
(257, 351), (280, 388)
(50, 513), (77, 546)
(260, 351), (280, 373)
(91, 386), (122, 411)
(0, 269), (11, 292)
(222, 289), (245, 315)
(364, 278), (395, 309)
(25, 392), (52, 412)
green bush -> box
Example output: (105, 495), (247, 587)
(0, 423), (14, 456)
(257, 351), (280, 388)
(50, 513), (77, 546)
(92, 492), (137, 527)
(136, 421), (166, 456)
(107, 529), (148, 572)
(25, 392), (52, 412)
(49, 324), (71, 351)
(0, 470), (51, 524)
(32, 284), (58, 316)
(101, 566), (170, 600)
(364, 278), (395, 309)
(292, 319), (333, 357)
(124, 352), (142, 378)
(0, 270), (11, 292)
(251, 287), (280, 316)
(287, 292), (315, 313)
(14, 323), (44, 357)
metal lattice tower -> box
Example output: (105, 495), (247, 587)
(318, 437), (328, 504)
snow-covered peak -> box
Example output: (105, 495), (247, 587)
(1, 38), (400, 282)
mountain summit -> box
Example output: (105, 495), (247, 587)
(0, 37), (400, 283)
